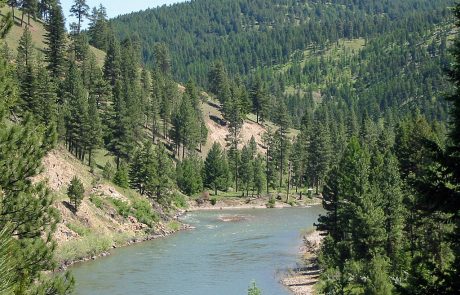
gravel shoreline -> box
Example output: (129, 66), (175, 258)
(281, 230), (323, 295)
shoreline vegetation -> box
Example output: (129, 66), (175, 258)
(281, 230), (323, 295)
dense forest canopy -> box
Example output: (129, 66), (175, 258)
(110, 0), (454, 126)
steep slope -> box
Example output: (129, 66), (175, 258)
(0, 6), (105, 66)
(35, 145), (186, 268)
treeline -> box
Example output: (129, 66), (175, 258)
(313, 6), (460, 294)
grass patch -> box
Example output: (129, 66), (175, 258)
(166, 220), (181, 232)
(55, 234), (112, 263)
(66, 223), (91, 237)
(89, 194), (104, 209)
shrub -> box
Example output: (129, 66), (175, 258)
(132, 199), (159, 227)
(210, 197), (217, 206)
(266, 197), (276, 208)
(172, 193), (188, 209)
(110, 198), (130, 218)
(89, 194), (104, 209)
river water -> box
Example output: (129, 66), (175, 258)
(71, 206), (323, 295)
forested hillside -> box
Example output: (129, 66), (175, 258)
(1, 0), (460, 294)
(111, 0), (454, 126)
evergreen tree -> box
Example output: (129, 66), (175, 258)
(250, 76), (267, 124)
(153, 143), (175, 200)
(21, 0), (38, 26)
(86, 93), (102, 167)
(67, 176), (84, 210)
(129, 142), (156, 196)
(208, 60), (230, 104)
(307, 110), (332, 193)
(70, 0), (89, 34)
(273, 101), (290, 188)
(252, 155), (266, 197)
(44, 2), (66, 78)
(88, 5), (109, 50)
(0, 52), (73, 293)
(204, 142), (229, 195)
(114, 162), (129, 188)
(240, 145), (254, 196)
(154, 42), (171, 76)
(176, 156), (203, 195)
(103, 33), (121, 87)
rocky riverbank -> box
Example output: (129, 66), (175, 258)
(58, 219), (192, 270)
(187, 195), (322, 211)
(282, 230), (324, 295)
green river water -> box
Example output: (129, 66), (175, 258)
(72, 206), (323, 295)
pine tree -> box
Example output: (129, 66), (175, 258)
(114, 162), (129, 188)
(0, 52), (73, 293)
(262, 127), (277, 193)
(21, 0), (38, 26)
(223, 83), (244, 191)
(35, 58), (57, 125)
(153, 143), (175, 200)
(150, 69), (162, 142)
(70, 0), (89, 34)
(103, 33), (121, 87)
(154, 42), (171, 76)
(129, 142), (156, 196)
(16, 25), (34, 71)
(250, 76), (267, 124)
(44, 2), (66, 78)
(67, 176), (84, 210)
(208, 61), (230, 104)
(86, 93), (102, 167)
(240, 145), (254, 196)
(307, 109), (332, 193)
(274, 101), (290, 188)
(176, 156), (203, 195)
(252, 155), (266, 197)
(88, 5), (109, 50)
(204, 142), (229, 195)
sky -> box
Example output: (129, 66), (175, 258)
(60, 0), (187, 28)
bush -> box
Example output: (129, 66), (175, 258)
(110, 198), (130, 218)
(132, 199), (159, 227)
(89, 194), (104, 209)
(266, 197), (276, 208)
(172, 193), (188, 209)
(210, 197), (217, 206)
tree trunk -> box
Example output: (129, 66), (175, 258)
(266, 150), (269, 194)
(286, 162), (291, 203)
(21, 11), (24, 26)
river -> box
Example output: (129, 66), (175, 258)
(71, 206), (323, 295)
